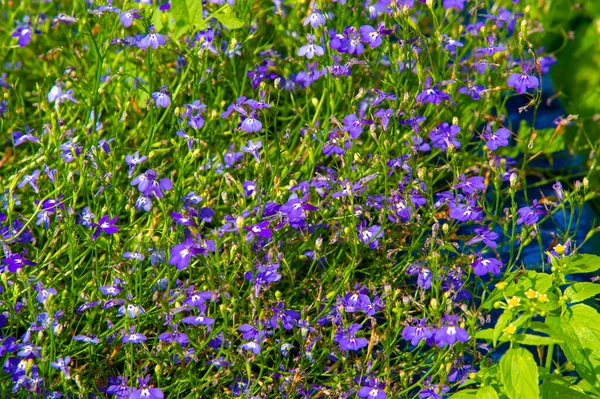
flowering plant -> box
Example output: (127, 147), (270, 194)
(0, 0), (599, 398)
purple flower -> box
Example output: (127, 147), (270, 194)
(12, 17), (38, 47)
(50, 356), (71, 379)
(434, 315), (468, 347)
(373, 108), (393, 131)
(168, 237), (206, 270)
(119, 9), (142, 28)
(359, 23), (387, 48)
(298, 34), (325, 59)
(358, 223), (384, 249)
(336, 324), (368, 351)
(458, 83), (485, 100)
(138, 25), (166, 50)
(242, 180), (257, 197)
(125, 152), (147, 178)
(342, 113), (373, 138)
(240, 340), (262, 355)
(442, 0), (466, 10)
(241, 139), (262, 162)
(418, 378), (450, 399)
(244, 220), (272, 242)
(471, 253), (502, 276)
(452, 174), (486, 195)
(406, 262), (432, 289)
(429, 122), (461, 152)
(240, 112), (262, 133)
(182, 314), (215, 325)
(465, 227), (498, 248)
(516, 199), (547, 225)
(357, 378), (386, 399)
(2, 250), (36, 273)
(402, 317), (434, 346)
(244, 263), (282, 295)
(171, 212), (197, 228)
(507, 66), (539, 94)
(448, 199), (483, 222)
(152, 85), (171, 108)
(303, 6), (326, 28)
(18, 170), (40, 193)
(416, 77), (451, 105)
(12, 126), (39, 146)
(91, 215), (119, 240)
(482, 124), (510, 150)
(122, 327), (147, 344)
(73, 334), (99, 344)
(130, 376), (164, 399)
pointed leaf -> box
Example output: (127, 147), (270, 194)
(564, 254), (600, 275)
(499, 348), (539, 399)
(564, 282), (600, 303)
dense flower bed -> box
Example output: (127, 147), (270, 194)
(1, 0), (599, 398)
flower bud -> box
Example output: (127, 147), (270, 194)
(509, 172), (518, 187)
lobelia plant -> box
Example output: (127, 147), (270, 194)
(0, 0), (599, 398)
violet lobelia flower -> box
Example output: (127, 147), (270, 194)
(402, 317), (434, 346)
(241, 139), (262, 163)
(481, 124), (511, 150)
(137, 25), (166, 50)
(91, 215), (119, 241)
(298, 34), (325, 59)
(336, 323), (368, 351)
(507, 64), (539, 94)
(434, 314), (469, 347)
(152, 85), (171, 108)
(130, 376), (164, 399)
(119, 9), (142, 28)
(168, 237), (206, 270)
(516, 199), (547, 226)
(471, 253), (503, 276)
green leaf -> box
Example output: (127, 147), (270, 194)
(476, 386), (499, 399)
(171, 0), (206, 37)
(448, 390), (479, 399)
(499, 348), (539, 399)
(541, 376), (594, 399)
(212, 6), (245, 30)
(547, 304), (600, 387)
(564, 254), (600, 275)
(493, 310), (513, 346)
(513, 333), (563, 345)
(565, 282), (600, 303)
(516, 120), (565, 154)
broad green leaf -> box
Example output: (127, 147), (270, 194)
(171, 0), (206, 37)
(516, 120), (566, 154)
(212, 6), (245, 30)
(564, 254), (600, 275)
(547, 304), (600, 387)
(499, 348), (539, 399)
(476, 386), (499, 399)
(493, 310), (513, 346)
(565, 282), (600, 303)
(475, 329), (494, 340)
(541, 376), (593, 399)
(448, 390), (479, 399)
(513, 334), (563, 345)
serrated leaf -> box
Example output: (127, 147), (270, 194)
(565, 282), (600, 303)
(547, 304), (600, 387)
(476, 386), (499, 399)
(499, 348), (539, 399)
(564, 254), (600, 275)
(171, 0), (206, 37)
(448, 390), (479, 399)
(212, 6), (245, 30)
